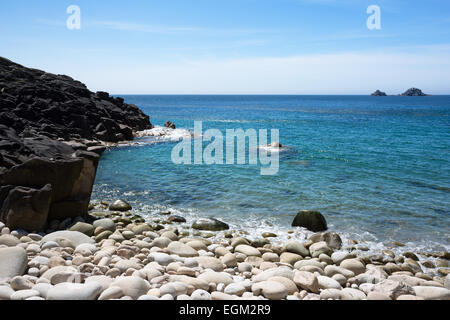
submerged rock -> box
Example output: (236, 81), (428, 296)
(291, 210), (327, 232)
(164, 121), (176, 129)
(192, 217), (229, 231)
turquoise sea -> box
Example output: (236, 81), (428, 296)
(92, 95), (450, 253)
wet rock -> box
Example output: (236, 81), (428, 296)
(192, 217), (229, 231)
(69, 222), (94, 236)
(291, 210), (327, 232)
(109, 200), (132, 212)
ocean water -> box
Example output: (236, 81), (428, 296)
(92, 95), (450, 253)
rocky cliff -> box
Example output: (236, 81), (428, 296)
(0, 57), (153, 231)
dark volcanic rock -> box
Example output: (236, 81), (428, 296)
(0, 57), (153, 142)
(400, 88), (429, 96)
(291, 210), (327, 232)
(371, 90), (387, 96)
(0, 57), (153, 231)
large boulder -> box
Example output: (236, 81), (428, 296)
(291, 210), (327, 232)
(0, 184), (52, 231)
(0, 57), (153, 231)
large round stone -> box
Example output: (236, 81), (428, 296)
(42, 231), (94, 247)
(291, 210), (327, 232)
(46, 282), (103, 300)
(0, 247), (27, 279)
(109, 200), (132, 212)
(69, 222), (95, 236)
(192, 217), (229, 231)
(111, 276), (151, 299)
(167, 241), (199, 257)
(92, 218), (116, 232)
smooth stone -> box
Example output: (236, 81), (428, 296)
(293, 271), (319, 293)
(138, 295), (159, 300)
(309, 241), (332, 258)
(367, 291), (392, 300)
(109, 200), (132, 212)
(285, 241), (309, 257)
(148, 252), (176, 266)
(115, 259), (142, 273)
(69, 222), (95, 237)
(32, 283), (53, 299)
(92, 219), (116, 232)
(10, 289), (41, 300)
(340, 259), (366, 276)
(0, 234), (20, 247)
(186, 240), (208, 251)
(222, 253), (238, 268)
(111, 276), (151, 300)
(211, 292), (237, 300)
(280, 252), (302, 265)
(252, 280), (288, 300)
(85, 275), (114, 292)
(198, 271), (233, 286)
(234, 245), (261, 257)
(317, 276), (342, 290)
(167, 242), (199, 257)
(151, 237), (172, 248)
(97, 285), (123, 300)
(0, 247), (27, 278)
(224, 283), (246, 296)
(47, 282), (103, 300)
(324, 265), (355, 279)
(372, 280), (415, 300)
(191, 289), (211, 300)
(0, 286), (14, 300)
(168, 275), (209, 291)
(413, 286), (450, 300)
(340, 288), (367, 300)
(195, 256), (224, 272)
(10, 276), (33, 290)
(320, 288), (342, 300)
(42, 231), (94, 247)
(253, 267), (294, 282)
(445, 275), (450, 290)
(192, 217), (229, 231)
(268, 276), (298, 295)
(396, 294), (424, 300)
(331, 251), (356, 265)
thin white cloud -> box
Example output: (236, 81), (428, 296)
(68, 44), (450, 95)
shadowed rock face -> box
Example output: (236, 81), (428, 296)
(0, 57), (153, 231)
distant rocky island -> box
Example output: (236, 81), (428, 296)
(399, 88), (429, 96)
(371, 88), (430, 96)
(371, 90), (387, 96)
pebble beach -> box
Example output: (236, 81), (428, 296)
(1, 199), (449, 301)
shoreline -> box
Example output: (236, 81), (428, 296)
(1, 200), (449, 300)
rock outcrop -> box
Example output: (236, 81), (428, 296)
(371, 90), (387, 96)
(0, 57), (153, 231)
(400, 88), (429, 96)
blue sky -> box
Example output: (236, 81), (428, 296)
(1, 0), (450, 94)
